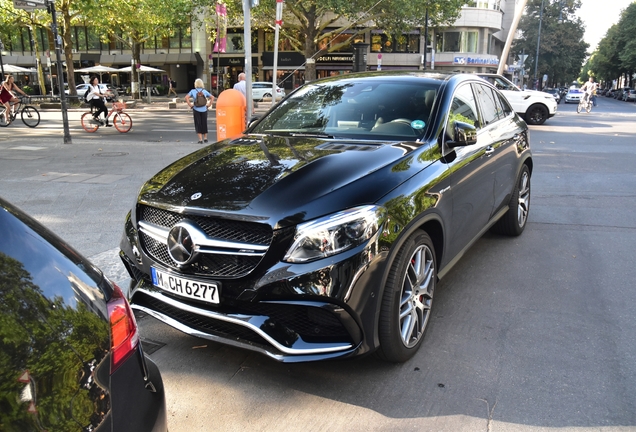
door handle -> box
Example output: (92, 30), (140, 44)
(485, 146), (494, 156)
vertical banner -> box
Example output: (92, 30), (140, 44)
(213, 2), (227, 53)
(272, 0), (284, 107)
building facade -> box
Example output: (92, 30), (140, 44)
(0, 0), (520, 95)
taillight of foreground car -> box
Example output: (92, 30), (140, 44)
(283, 205), (386, 263)
(107, 283), (140, 372)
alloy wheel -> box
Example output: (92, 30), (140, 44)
(398, 244), (434, 348)
(517, 169), (530, 228)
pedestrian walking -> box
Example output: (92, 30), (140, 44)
(185, 78), (214, 144)
(168, 78), (177, 97)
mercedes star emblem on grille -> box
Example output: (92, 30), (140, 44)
(167, 223), (196, 265)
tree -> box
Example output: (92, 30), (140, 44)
(0, 1), (51, 94)
(79, 0), (195, 99)
(513, 0), (588, 88)
(211, 0), (466, 81)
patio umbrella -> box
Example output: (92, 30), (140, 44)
(117, 65), (165, 73)
(118, 65), (166, 97)
(2, 64), (32, 73)
(75, 65), (120, 82)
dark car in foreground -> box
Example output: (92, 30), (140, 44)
(120, 71), (532, 363)
(1, 198), (167, 431)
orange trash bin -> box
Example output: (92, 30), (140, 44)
(216, 89), (246, 140)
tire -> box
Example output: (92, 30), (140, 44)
(377, 230), (436, 363)
(0, 108), (8, 127)
(21, 106), (40, 128)
(576, 101), (583, 114)
(524, 104), (549, 125)
(491, 164), (531, 236)
(81, 112), (99, 133)
(113, 112), (132, 133)
(585, 102), (592, 113)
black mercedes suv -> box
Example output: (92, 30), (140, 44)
(120, 71), (532, 363)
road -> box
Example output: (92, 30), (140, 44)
(1, 96), (635, 431)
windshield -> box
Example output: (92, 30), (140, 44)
(251, 78), (440, 141)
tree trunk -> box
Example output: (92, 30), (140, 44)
(62, 9), (77, 97)
(132, 40), (141, 100)
(30, 25), (47, 96)
(302, 6), (318, 82)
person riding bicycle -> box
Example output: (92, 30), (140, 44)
(87, 76), (112, 127)
(580, 76), (597, 107)
(1, 75), (27, 124)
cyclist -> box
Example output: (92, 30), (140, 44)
(580, 76), (597, 108)
(87, 76), (112, 127)
(1, 75), (27, 124)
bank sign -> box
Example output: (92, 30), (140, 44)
(453, 57), (499, 66)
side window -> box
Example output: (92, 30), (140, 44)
(473, 83), (501, 126)
(448, 84), (479, 129)
(497, 91), (513, 117)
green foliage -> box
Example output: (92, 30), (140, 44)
(584, 3), (636, 84)
(513, 0), (588, 87)
(208, 0), (465, 80)
(22, 85), (33, 95)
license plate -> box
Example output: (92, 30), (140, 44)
(151, 267), (220, 304)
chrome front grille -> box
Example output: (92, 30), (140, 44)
(138, 205), (272, 278)
(140, 205), (271, 245)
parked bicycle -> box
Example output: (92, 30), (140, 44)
(0, 96), (41, 127)
(577, 93), (593, 114)
(81, 101), (132, 133)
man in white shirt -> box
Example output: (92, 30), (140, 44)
(233, 73), (247, 98)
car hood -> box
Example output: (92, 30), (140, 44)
(138, 135), (434, 228)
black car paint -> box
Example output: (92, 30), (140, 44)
(120, 72), (532, 362)
(0, 198), (167, 431)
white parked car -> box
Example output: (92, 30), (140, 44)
(564, 88), (583, 104)
(66, 83), (119, 101)
(251, 82), (286, 101)
(476, 73), (558, 125)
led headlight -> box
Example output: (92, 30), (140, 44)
(283, 205), (386, 263)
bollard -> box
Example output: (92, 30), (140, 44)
(216, 89), (246, 140)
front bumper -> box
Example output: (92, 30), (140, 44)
(120, 214), (389, 362)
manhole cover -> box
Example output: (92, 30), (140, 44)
(92, 152), (129, 157)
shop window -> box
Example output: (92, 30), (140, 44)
(464, 0), (501, 9)
(443, 32), (460, 52)
(264, 32), (296, 51)
(181, 27), (192, 48)
(8, 29), (26, 51)
(74, 27), (87, 52)
(370, 32), (418, 53)
(86, 27), (101, 50)
(145, 36), (157, 49)
(442, 31), (478, 53)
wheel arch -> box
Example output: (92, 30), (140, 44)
(370, 212), (445, 350)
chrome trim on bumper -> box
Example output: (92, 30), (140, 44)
(138, 220), (268, 257)
(133, 287), (354, 356)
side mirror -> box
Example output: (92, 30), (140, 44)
(247, 115), (261, 129)
(446, 121), (477, 148)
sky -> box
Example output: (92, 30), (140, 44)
(575, 0), (635, 51)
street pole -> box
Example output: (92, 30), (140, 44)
(533, 0), (545, 91)
(48, 0), (72, 144)
(243, 0), (254, 121)
(0, 39), (5, 81)
(423, 8), (428, 71)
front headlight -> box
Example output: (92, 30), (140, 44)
(283, 205), (386, 263)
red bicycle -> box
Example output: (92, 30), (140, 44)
(81, 101), (132, 133)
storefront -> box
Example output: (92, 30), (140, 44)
(261, 52), (305, 91)
(316, 53), (354, 78)
(209, 56), (259, 93)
